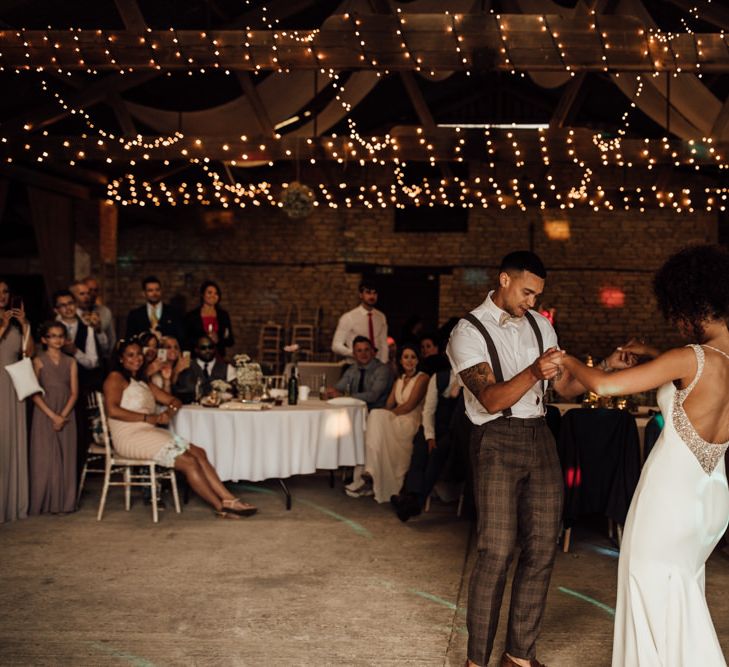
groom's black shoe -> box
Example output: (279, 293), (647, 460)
(500, 653), (547, 667)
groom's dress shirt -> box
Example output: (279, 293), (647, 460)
(447, 291), (557, 425)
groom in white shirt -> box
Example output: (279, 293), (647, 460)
(331, 282), (389, 365)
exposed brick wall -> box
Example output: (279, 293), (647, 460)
(77, 204), (716, 363)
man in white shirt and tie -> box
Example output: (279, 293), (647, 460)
(331, 282), (389, 364)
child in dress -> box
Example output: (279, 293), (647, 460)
(29, 321), (78, 514)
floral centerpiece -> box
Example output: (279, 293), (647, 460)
(233, 353), (264, 400)
(210, 379), (233, 402)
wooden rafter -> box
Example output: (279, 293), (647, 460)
(6, 128), (727, 167)
(113, 0), (147, 32)
(0, 19), (727, 73)
(236, 72), (276, 137)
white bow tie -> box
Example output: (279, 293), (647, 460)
(499, 312), (522, 327)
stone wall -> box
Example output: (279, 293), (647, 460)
(80, 204), (716, 362)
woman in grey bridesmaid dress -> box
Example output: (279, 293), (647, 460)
(0, 279), (33, 523)
(29, 321), (78, 515)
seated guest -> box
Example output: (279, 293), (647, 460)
(139, 332), (160, 364)
(418, 331), (451, 376)
(149, 336), (190, 394)
(174, 335), (235, 403)
(346, 344), (429, 501)
(326, 336), (392, 410)
(183, 280), (234, 358)
(390, 367), (464, 521)
(84, 276), (116, 359)
(103, 339), (256, 518)
(125, 276), (183, 341)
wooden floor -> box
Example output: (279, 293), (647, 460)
(0, 473), (727, 666)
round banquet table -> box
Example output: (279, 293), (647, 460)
(171, 399), (367, 485)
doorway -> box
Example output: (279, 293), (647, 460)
(356, 266), (446, 347)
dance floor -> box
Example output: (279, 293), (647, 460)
(1, 473), (727, 666)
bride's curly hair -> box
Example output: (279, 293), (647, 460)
(653, 244), (729, 341)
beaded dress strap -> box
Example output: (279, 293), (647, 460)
(677, 344), (704, 399)
(702, 344), (729, 362)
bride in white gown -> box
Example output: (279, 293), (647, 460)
(562, 244), (729, 666)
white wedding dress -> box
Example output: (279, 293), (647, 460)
(613, 345), (729, 666)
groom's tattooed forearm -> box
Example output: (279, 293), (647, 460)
(459, 362), (496, 396)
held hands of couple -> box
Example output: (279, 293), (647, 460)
(530, 346), (566, 382)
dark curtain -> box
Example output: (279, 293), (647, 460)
(0, 179), (9, 223)
(28, 186), (74, 302)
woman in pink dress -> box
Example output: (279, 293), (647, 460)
(103, 339), (256, 519)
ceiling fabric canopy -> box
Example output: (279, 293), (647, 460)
(125, 0), (478, 138)
(513, 0), (725, 139)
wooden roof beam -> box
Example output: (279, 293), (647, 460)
(236, 72), (276, 137)
(113, 0), (147, 32)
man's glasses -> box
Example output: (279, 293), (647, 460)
(56, 300), (75, 308)
(197, 344), (215, 350)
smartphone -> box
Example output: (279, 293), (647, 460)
(182, 350), (191, 360)
(157, 349), (168, 362)
(10, 295), (22, 310)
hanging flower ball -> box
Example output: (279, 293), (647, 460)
(281, 181), (316, 219)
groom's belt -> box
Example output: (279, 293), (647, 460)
(488, 415), (546, 427)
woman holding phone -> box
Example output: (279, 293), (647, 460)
(0, 279), (34, 523)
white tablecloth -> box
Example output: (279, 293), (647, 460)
(172, 400), (366, 482)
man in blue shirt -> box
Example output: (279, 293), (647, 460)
(327, 336), (392, 409)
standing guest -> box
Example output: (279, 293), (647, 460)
(53, 289), (100, 380)
(54, 288), (102, 482)
(345, 344), (429, 500)
(0, 279), (33, 523)
(183, 280), (234, 358)
(29, 321), (78, 515)
(332, 282), (389, 364)
(447, 251), (625, 667)
(71, 280), (113, 362)
(326, 336), (392, 410)
(81, 277), (117, 360)
(104, 339), (256, 519)
(125, 276), (183, 341)
(174, 335), (235, 403)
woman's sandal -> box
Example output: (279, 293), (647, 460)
(215, 510), (242, 520)
(221, 498), (258, 517)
